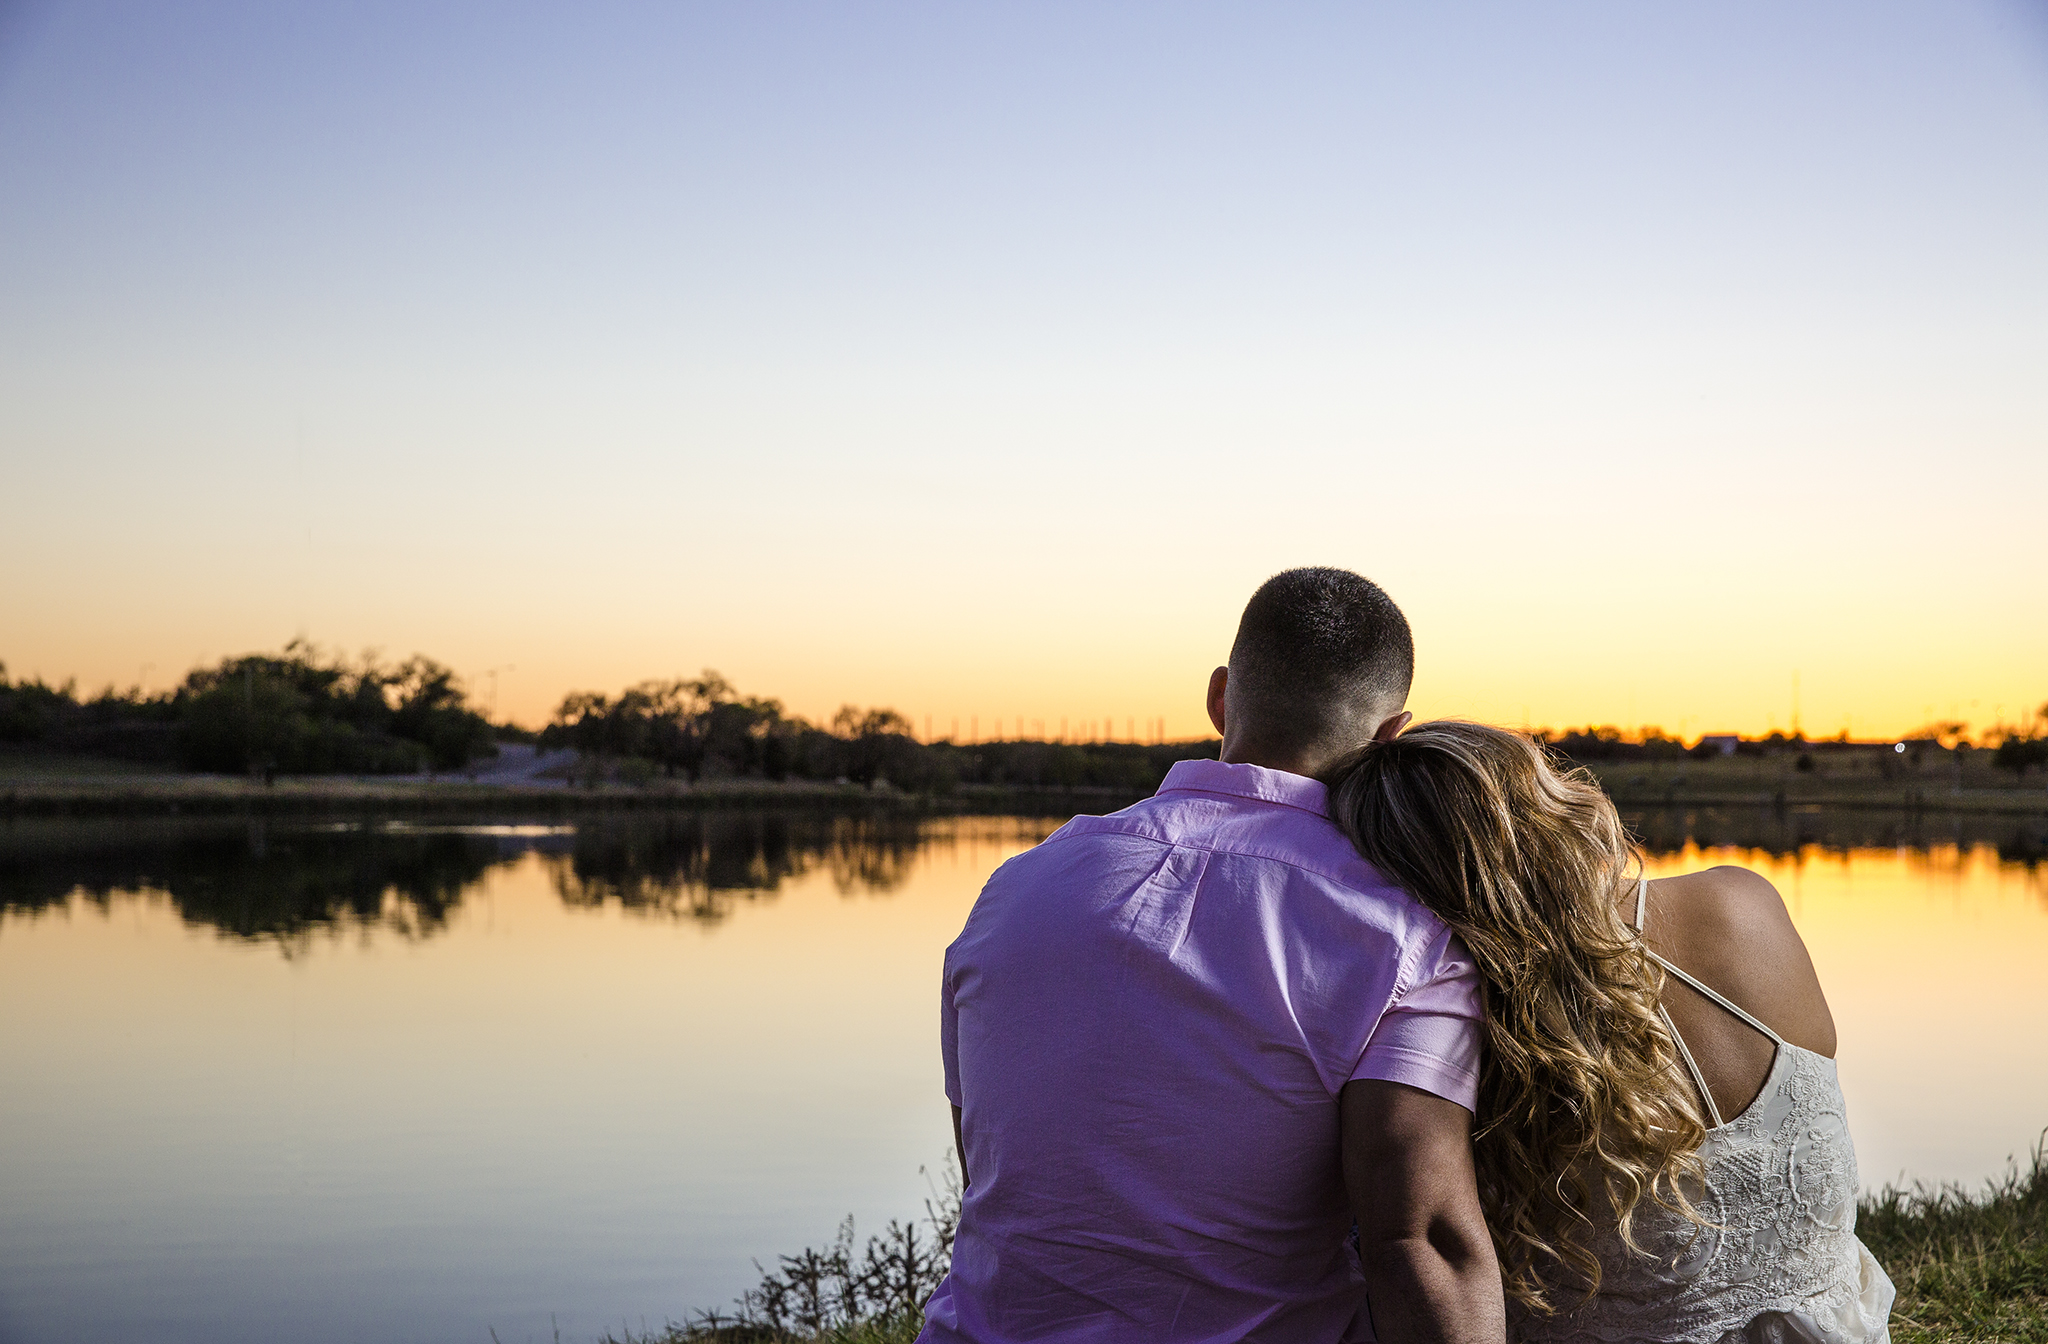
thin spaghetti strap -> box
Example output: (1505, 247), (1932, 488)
(1646, 949), (1786, 1047)
(1634, 875), (1785, 1047)
(1659, 1004), (1724, 1128)
(1635, 882), (1724, 1125)
(1635, 874), (1778, 1127)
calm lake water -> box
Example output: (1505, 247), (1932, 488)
(2, 807), (2045, 1344)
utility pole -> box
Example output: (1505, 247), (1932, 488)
(479, 665), (515, 723)
(244, 665), (256, 781)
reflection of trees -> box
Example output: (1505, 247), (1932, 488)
(548, 813), (934, 922)
(0, 819), (510, 952)
(3, 809), (2040, 950)
(0, 812), (1061, 948)
(1624, 805), (2048, 871)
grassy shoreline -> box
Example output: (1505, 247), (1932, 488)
(1862, 1144), (2048, 1343)
(1867, 1147), (2048, 1344)
(5, 753), (2047, 819)
(1583, 758), (2048, 817)
(0, 764), (1156, 819)
(605, 1146), (2048, 1344)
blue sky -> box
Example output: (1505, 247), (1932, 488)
(3, 2), (2044, 735)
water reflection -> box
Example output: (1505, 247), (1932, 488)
(1621, 804), (2048, 869)
(0, 813), (1068, 948)
(549, 814), (987, 921)
(2, 807), (2040, 952)
(0, 806), (2044, 1344)
(0, 819), (503, 948)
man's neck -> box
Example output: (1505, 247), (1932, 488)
(1219, 739), (1340, 780)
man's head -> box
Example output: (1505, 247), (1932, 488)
(1206, 567), (1413, 776)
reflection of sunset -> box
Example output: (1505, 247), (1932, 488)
(0, 823), (1049, 1336)
(1644, 844), (2048, 1188)
(4, 817), (2044, 1339)
(8, 592), (2041, 747)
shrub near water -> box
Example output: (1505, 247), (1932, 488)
(0, 641), (497, 774)
(1860, 1141), (2048, 1344)
(602, 1169), (958, 1344)
(602, 1145), (2048, 1344)
(174, 644), (495, 773)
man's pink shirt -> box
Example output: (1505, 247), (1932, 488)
(921, 759), (1483, 1344)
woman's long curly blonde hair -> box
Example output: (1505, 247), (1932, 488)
(1328, 721), (1709, 1313)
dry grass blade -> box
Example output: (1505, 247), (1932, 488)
(1859, 1136), (2048, 1343)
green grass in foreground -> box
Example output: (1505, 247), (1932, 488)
(1861, 1141), (2048, 1344)
(605, 1143), (2048, 1344)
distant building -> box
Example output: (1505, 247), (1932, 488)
(1696, 734), (1741, 757)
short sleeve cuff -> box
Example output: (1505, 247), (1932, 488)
(940, 968), (963, 1106)
(1349, 1043), (1480, 1113)
(1350, 930), (1484, 1112)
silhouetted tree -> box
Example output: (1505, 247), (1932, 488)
(1994, 734), (2048, 780)
(389, 656), (496, 769)
(164, 641), (492, 774)
(535, 673), (1215, 795)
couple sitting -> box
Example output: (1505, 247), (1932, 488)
(919, 569), (1893, 1344)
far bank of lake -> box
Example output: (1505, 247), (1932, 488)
(6, 747), (2048, 819)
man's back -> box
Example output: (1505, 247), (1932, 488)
(921, 760), (1479, 1344)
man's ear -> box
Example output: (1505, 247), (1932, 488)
(1206, 666), (1229, 737)
(1372, 710), (1412, 743)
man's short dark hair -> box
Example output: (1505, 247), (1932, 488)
(1228, 568), (1413, 747)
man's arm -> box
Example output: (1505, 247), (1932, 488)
(951, 1103), (969, 1190)
(1340, 1079), (1504, 1344)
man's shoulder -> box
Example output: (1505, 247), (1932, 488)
(1041, 790), (1406, 901)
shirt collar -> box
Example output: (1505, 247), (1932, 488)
(1157, 757), (1329, 816)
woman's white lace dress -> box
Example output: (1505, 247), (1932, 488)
(1511, 883), (1895, 1344)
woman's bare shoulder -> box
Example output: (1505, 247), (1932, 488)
(1646, 865), (1838, 1057)
(1658, 864), (1797, 936)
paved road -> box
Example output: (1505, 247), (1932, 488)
(446, 743), (574, 787)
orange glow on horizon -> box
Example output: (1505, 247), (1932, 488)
(6, 599), (2037, 750)
(1, 6), (2040, 752)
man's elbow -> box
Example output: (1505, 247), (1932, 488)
(1424, 1216), (1495, 1273)
(1359, 1214), (1494, 1274)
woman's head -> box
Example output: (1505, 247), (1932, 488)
(1328, 721), (1707, 1311)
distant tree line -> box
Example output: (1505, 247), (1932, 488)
(540, 671), (1218, 794)
(13, 643), (2040, 789)
(0, 641), (496, 777)
(1993, 702), (2048, 779)
(1534, 726), (1912, 763)
(1534, 727), (1693, 762)
(1539, 711), (2048, 782)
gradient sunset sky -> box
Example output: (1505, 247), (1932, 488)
(3, 2), (2043, 740)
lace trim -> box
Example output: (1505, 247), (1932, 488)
(1511, 1049), (1894, 1344)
